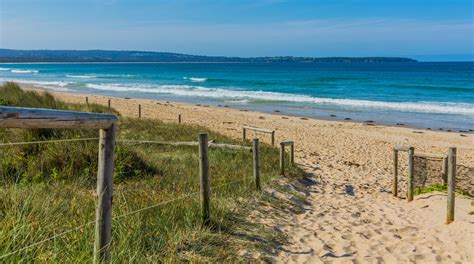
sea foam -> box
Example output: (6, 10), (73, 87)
(66, 74), (97, 79)
(83, 83), (474, 115)
(11, 69), (39, 74)
(184, 77), (208, 82)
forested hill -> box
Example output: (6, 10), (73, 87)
(0, 49), (417, 63)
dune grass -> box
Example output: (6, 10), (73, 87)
(0, 83), (304, 262)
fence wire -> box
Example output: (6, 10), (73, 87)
(0, 138), (100, 147)
(0, 176), (252, 259)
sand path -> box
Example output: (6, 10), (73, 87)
(31, 91), (474, 263)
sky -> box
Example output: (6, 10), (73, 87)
(0, 0), (473, 61)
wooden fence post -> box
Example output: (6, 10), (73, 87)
(86, 96), (89, 105)
(290, 143), (294, 165)
(271, 131), (275, 146)
(138, 104), (142, 118)
(446, 147), (456, 224)
(393, 149), (398, 197)
(280, 142), (285, 176)
(178, 114), (182, 124)
(253, 139), (261, 191)
(108, 99), (111, 109)
(199, 133), (210, 225)
(94, 124), (116, 264)
(407, 147), (414, 202)
(442, 156), (448, 185)
(242, 127), (246, 141)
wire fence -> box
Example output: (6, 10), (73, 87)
(0, 136), (265, 260)
(0, 176), (251, 260)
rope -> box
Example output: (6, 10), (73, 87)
(0, 177), (252, 259)
(0, 138), (99, 147)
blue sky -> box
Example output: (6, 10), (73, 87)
(0, 0), (473, 60)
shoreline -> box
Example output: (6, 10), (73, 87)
(18, 82), (473, 135)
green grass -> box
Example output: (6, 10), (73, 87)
(414, 183), (448, 196)
(0, 82), (304, 262)
(414, 183), (473, 198)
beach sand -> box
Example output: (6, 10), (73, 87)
(23, 87), (474, 263)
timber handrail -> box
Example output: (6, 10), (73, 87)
(0, 106), (117, 129)
(242, 125), (274, 133)
(414, 152), (446, 159)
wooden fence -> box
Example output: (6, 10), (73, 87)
(1, 106), (289, 262)
(0, 106), (117, 263)
(242, 126), (275, 146)
(392, 144), (457, 223)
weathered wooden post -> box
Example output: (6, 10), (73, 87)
(242, 127), (246, 141)
(446, 147), (456, 224)
(94, 124), (116, 264)
(290, 143), (294, 165)
(253, 139), (261, 191)
(86, 96), (89, 105)
(199, 133), (210, 225)
(393, 148), (398, 197)
(271, 131), (275, 146)
(108, 99), (111, 109)
(138, 104), (142, 118)
(178, 114), (182, 124)
(407, 147), (414, 202)
(442, 155), (448, 185)
(280, 142), (285, 176)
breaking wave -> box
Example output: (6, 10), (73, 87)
(83, 83), (474, 115)
(11, 69), (39, 74)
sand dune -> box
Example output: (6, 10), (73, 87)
(25, 89), (474, 262)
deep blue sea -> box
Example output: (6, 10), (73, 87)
(0, 62), (473, 130)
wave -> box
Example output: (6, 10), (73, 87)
(0, 67), (10, 71)
(66, 74), (97, 79)
(99, 74), (140, 79)
(0, 78), (71, 91)
(184, 77), (208, 82)
(11, 69), (39, 74)
(84, 83), (474, 115)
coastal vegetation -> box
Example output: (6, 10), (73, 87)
(0, 82), (304, 262)
(0, 48), (417, 63)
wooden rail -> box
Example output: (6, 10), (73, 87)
(414, 152), (446, 159)
(0, 106), (117, 129)
(242, 125), (275, 146)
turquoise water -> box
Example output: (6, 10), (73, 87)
(0, 62), (473, 130)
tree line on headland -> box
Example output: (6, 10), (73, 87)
(0, 49), (417, 63)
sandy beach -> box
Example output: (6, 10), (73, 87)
(24, 86), (474, 262)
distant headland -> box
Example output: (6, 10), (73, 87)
(0, 49), (417, 63)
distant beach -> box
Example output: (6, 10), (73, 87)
(1, 62), (473, 130)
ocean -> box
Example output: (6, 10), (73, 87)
(0, 62), (473, 130)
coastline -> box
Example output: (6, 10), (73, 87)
(13, 83), (474, 261)
(17, 82), (474, 134)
